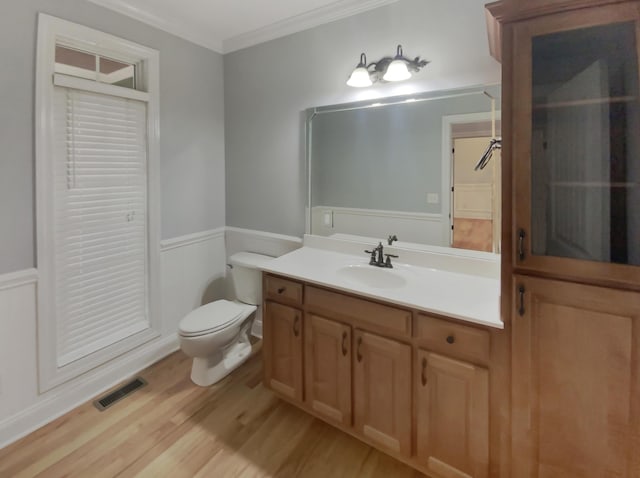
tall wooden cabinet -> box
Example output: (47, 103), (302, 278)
(489, 0), (640, 476)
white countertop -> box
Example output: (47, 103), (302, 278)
(261, 246), (503, 329)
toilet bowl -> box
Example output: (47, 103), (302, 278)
(178, 252), (274, 386)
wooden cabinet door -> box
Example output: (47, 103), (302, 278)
(263, 301), (303, 402)
(512, 275), (640, 477)
(511, 3), (640, 288)
(353, 330), (411, 456)
(304, 314), (351, 426)
(416, 350), (489, 478)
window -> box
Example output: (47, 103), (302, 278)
(36, 14), (161, 391)
(55, 45), (137, 89)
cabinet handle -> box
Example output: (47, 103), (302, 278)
(518, 285), (526, 317)
(277, 287), (286, 294)
(446, 335), (455, 344)
(293, 315), (300, 337)
(341, 331), (348, 356)
(356, 336), (363, 362)
(421, 357), (428, 386)
(518, 229), (526, 261)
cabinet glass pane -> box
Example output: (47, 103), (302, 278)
(531, 22), (640, 265)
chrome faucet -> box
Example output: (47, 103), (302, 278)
(364, 242), (398, 268)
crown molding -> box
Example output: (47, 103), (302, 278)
(87, 0), (224, 52)
(222, 0), (399, 53)
(88, 0), (398, 55)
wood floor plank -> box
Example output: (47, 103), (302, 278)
(0, 353), (191, 477)
(41, 377), (206, 478)
(0, 350), (424, 478)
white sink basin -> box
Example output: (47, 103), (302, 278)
(336, 265), (407, 289)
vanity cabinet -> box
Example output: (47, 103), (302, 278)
(263, 301), (303, 401)
(263, 272), (494, 477)
(353, 330), (412, 455)
(304, 314), (352, 426)
(416, 350), (489, 478)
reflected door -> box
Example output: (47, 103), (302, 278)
(452, 136), (500, 252)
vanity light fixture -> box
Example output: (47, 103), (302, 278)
(346, 44), (429, 88)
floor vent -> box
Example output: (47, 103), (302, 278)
(93, 377), (147, 411)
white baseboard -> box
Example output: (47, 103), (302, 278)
(0, 334), (179, 449)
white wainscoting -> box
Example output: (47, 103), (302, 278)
(225, 226), (303, 259)
(453, 183), (493, 220)
(311, 206), (446, 247)
(160, 228), (227, 335)
(224, 227), (302, 338)
(0, 227), (226, 449)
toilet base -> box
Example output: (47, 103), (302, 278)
(189, 325), (253, 386)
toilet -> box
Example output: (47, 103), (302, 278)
(178, 252), (274, 386)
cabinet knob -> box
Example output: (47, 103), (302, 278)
(446, 335), (455, 344)
(518, 285), (526, 317)
(277, 287), (286, 294)
(356, 336), (363, 362)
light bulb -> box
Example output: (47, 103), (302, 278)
(347, 53), (372, 87)
(383, 59), (411, 82)
(347, 66), (373, 87)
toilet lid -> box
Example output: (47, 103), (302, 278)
(179, 300), (246, 336)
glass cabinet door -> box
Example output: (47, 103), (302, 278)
(513, 4), (640, 285)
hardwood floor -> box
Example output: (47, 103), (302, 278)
(0, 349), (424, 478)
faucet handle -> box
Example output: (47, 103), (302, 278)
(364, 247), (377, 265)
(384, 253), (399, 268)
(387, 234), (398, 245)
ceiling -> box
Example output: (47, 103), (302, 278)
(88, 0), (399, 53)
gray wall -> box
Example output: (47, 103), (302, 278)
(311, 88), (499, 214)
(224, 0), (500, 237)
(0, 0), (225, 274)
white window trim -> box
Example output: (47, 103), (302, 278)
(35, 13), (162, 392)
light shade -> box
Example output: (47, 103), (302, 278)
(347, 66), (373, 87)
(383, 59), (412, 82)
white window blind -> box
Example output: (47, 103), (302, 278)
(53, 86), (149, 367)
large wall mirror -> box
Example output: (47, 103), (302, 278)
(306, 85), (501, 254)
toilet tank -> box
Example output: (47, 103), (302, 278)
(229, 252), (274, 305)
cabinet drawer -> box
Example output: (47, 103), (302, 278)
(306, 286), (411, 338)
(265, 275), (303, 305)
(415, 314), (490, 364)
